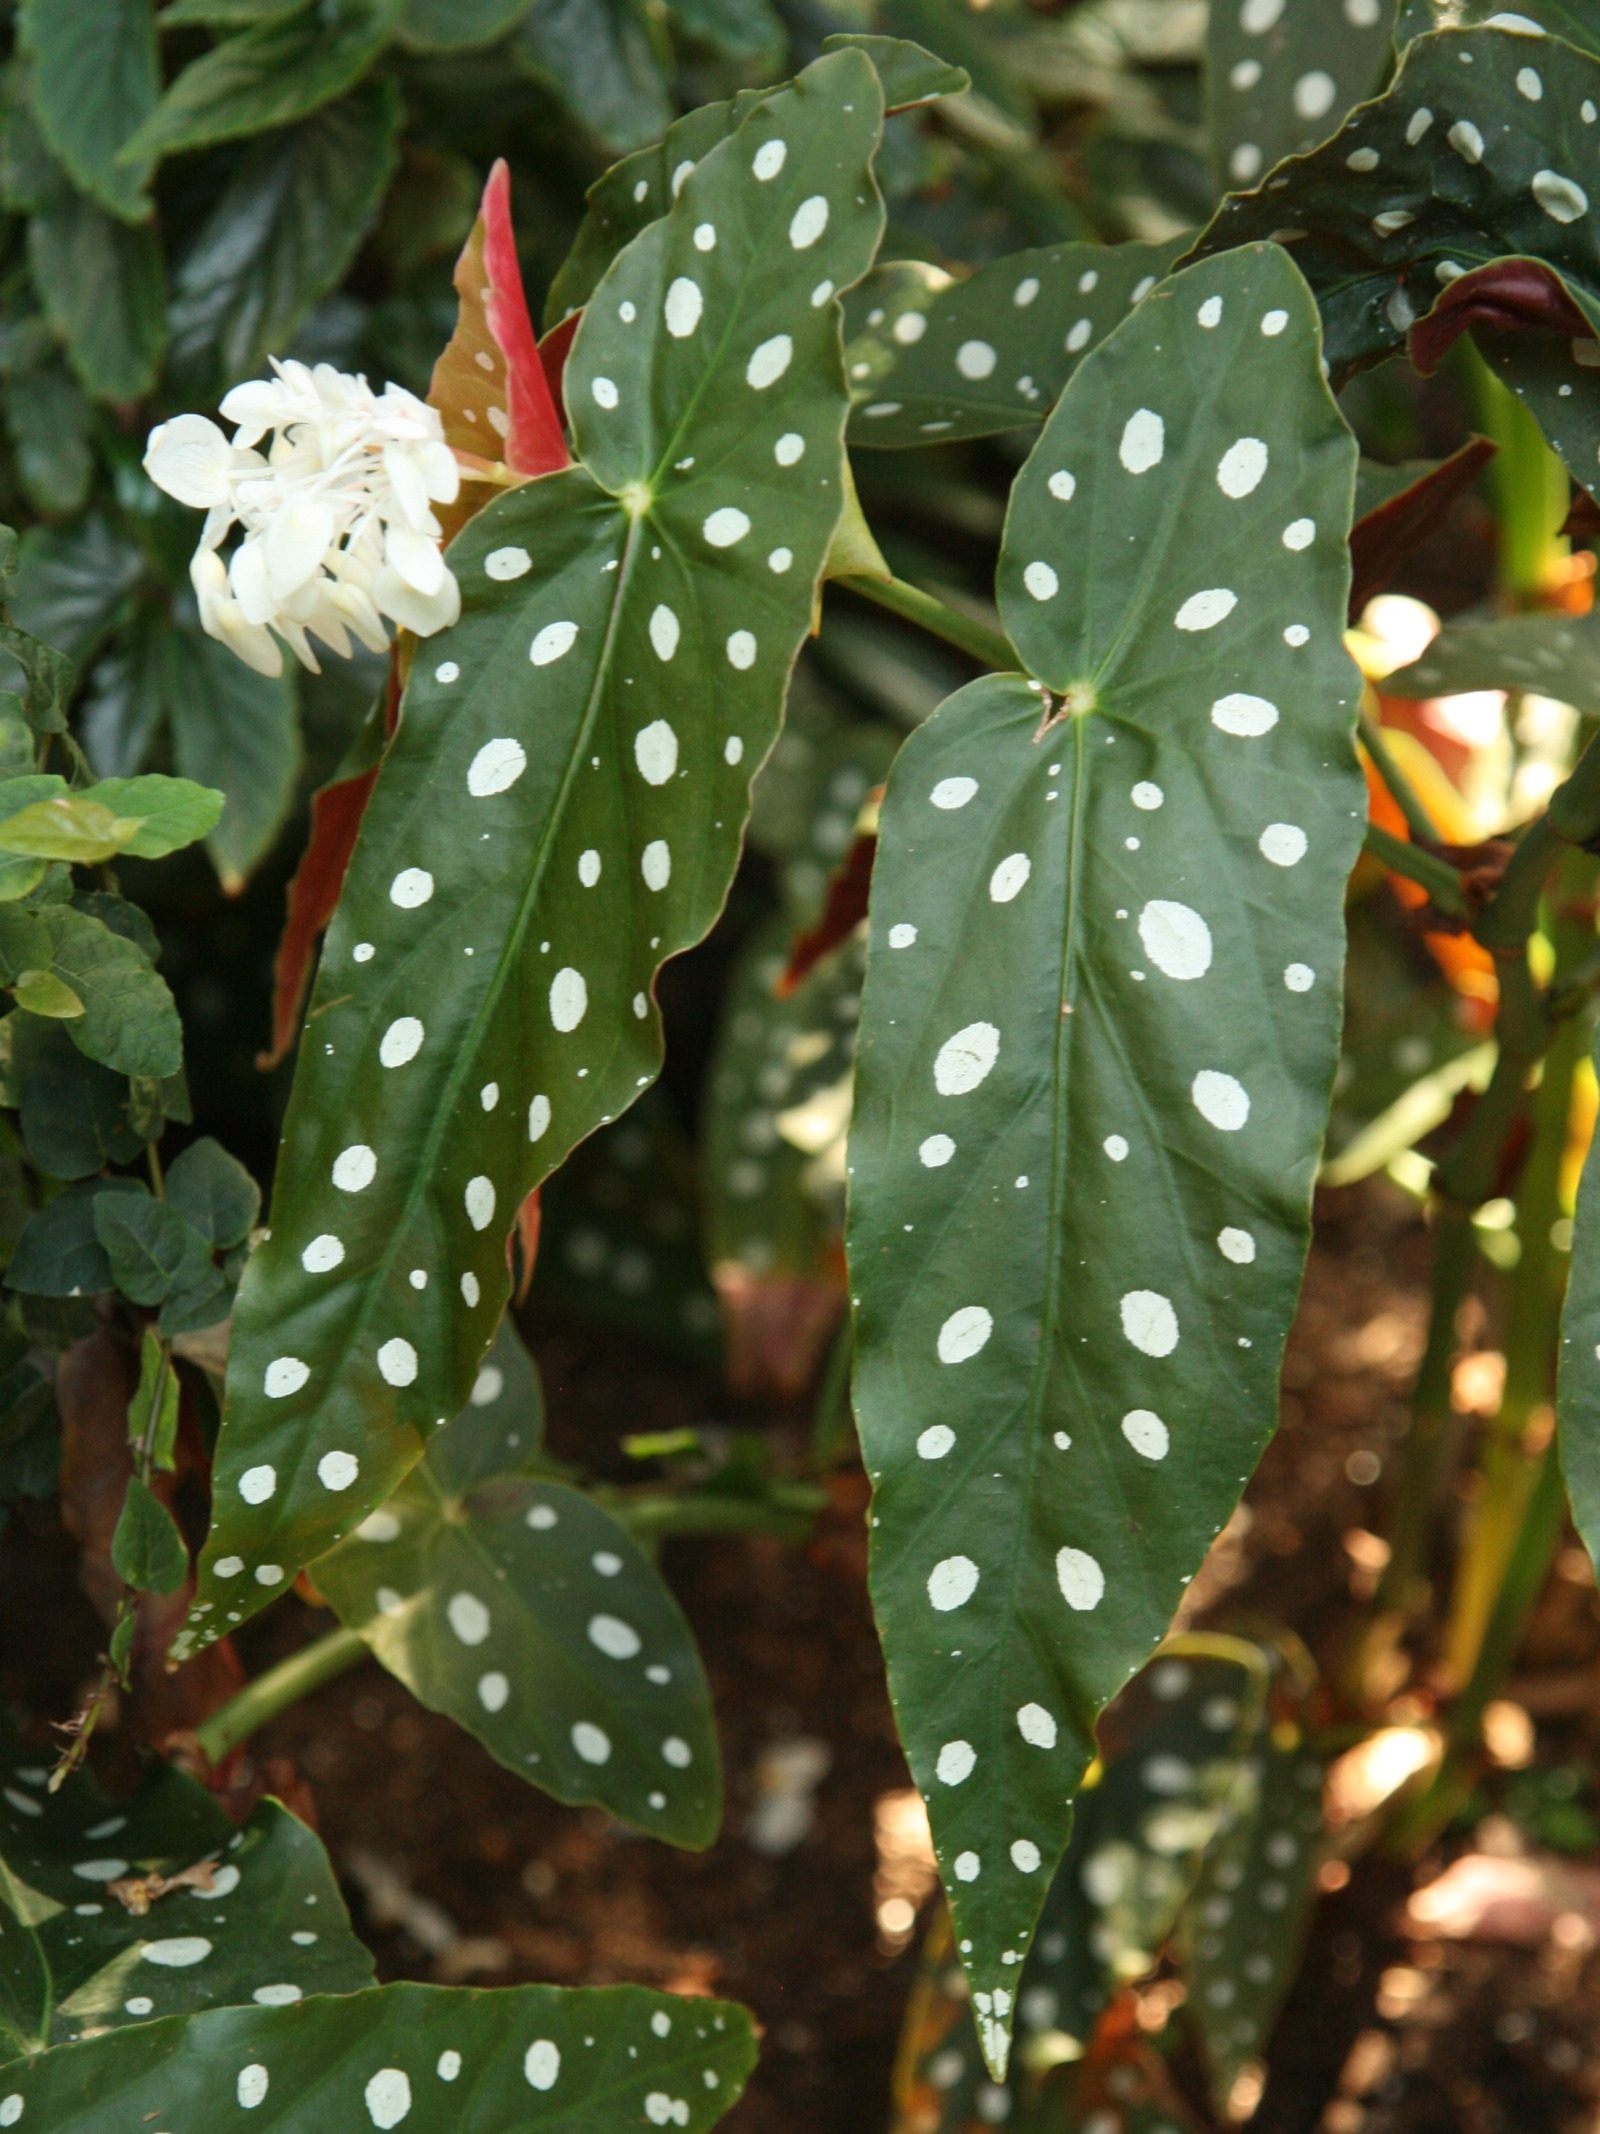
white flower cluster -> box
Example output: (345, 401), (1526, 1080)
(143, 359), (464, 679)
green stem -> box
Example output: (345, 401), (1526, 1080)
(1478, 731), (1600, 953)
(1361, 713), (1437, 844)
(1364, 823), (1470, 919)
(193, 1625), (369, 1767)
(1462, 340), (1571, 606)
(837, 571), (1017, 672)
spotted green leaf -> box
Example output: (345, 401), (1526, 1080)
(843, 239), (1182, 449)
(894, 1648), (1266, 2129)
(1179, 1722), (1324, 2110)
(1385, 607), (1600, 711)
(1206, 0), (1397, 196)
(543, 35), (964, 325)
(1396, 0), (1598, 48)
(847, 244), (1360, 2077)
(1190, 25), (1600, 496)
(185, 49), (888, 1646)
(0, 1738), (372, 2057)
(0, 1979), (757, 2128)
(310, 1317), (720, 1845)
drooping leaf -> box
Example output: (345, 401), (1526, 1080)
(512, 0), (673, 155)
(1179, 1722), (1325, 2112)
(1386, 607), (1600, 712)
(2, 370), (95, 520)
(124, 0), (402, 163)
(26, 187), (166, 402)
(1, 1978), (757, 2128)
(0, 1738), (373, 2056)
(18, 0), (159, 220)
(166, 616), (301, 891)
(0, 907), (181, 1078)
(844, 238), (1184, 448)
(1204, 0), (1396, 196)
(311, 1316), (720, 1844)
(1347, 438), (1497, 618)
(396, 0), (532, 48)
(111, 1473), (189, 1592)
(892, 1647), (1266, 2129)
(1191, 26), (1600, 495)
(543, 35), (966, 326)
(1, 1018), (148, 1182)
(166, 78), (403, 393)
(186, 49), (889, 1641)
(131, 1325), (182, 1471)
(847, 244), (1361, 2075)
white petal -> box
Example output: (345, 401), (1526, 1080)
(264, 496), (335, 600)
(144, 415), (235, 508)
(373, 561), (461, 637)
(385, 522), (445, 596)
(228, 536), (276, 626)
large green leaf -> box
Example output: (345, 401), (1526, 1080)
(125, 0), (402, 162)
(1396, 0), (1597, 46)
(662, 0), (782, 65)
(1385, 608), (1600, 712)
(1204, 0), (1396, 195)
(1191, 25), (1600, 496)
(18, 0), (158, 221)
(167, 78), (402, 393)
(9, 519), (144, 672)
(846, 244), (1360, 2076)
(512, 0), (672, 156)
(0, 1979), (758, 2128)
(184, 49), (888, 1645)
(543, 35), (967, 326)
(0, 1738), (371, 2057)
(27, 189), (165, 402)
(0, 906), (181, 1078)
(843, 238), (1184, 449)
(167, 615), (302, 891)
(310, 1317), (721, 1845)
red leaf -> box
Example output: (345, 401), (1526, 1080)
(1348, 437), (1498, 620)
(539, 311), (581, 408)
(1408, 257), (1594, 378)
(260, 759), (379, 1071)
(780, 823), (879, 996)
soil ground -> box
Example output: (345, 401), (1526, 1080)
(9, 1178), (1600, 2131)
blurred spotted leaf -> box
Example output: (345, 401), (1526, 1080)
(186, 49), (888, 1646)
(1179, 1720), (1325, 2110)
(1385, 606), (1600, 712)
(1395, 0), (1599, 47)
(544, 34), (965, 325)
(1205, 0), (1396, 197)
(311, 1315), (720, 1845)
(848, 244), (1361, 2075)
(538, 1091), (721, 1363)
(892, 1647), (1267, 2130)
(703, 919), (857, 1398)
(844, 239), (1182, 449)
(0, 1979), (757, 2129)
(1192, 27), (1600, 496)
(0, 1732), (372, 2056)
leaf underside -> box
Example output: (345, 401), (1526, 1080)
(847, 243), (1361, 2076)
(186, 49), (888, 1645)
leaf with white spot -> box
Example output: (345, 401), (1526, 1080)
(185, 48), (888, 1648)
(1396, 0), (1598, 49)
(892, 1649), (1266, 2128)
(1192, 26), (1600, 496)
(312, 1317), (719, 1845)
(847, 244), (1361, 2076)
(1385, 607), (1600, 712)
(1206, 0), (1397, 197)
(844, 238), (1182, 448)
(1178, 1723), (1325, 2111)
(0, 1979), (756, 2129)
(0, 1732), (371, 2058)
(544, 35), (966, 325)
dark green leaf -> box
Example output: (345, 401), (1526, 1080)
(0, 1731), (373, 2056)
(845, 238), (1183, 448)
(1205, 0), (1396, 195)
(111, 1473), (188, 1592)
(1396, 0), (1596, 46)
(131, 1325), (181, 1470)
(1387, 608), (1600, 713)
(2, 1978), (757, 2128)
(10, 518), (144, 669)
(26, 187), (166, 401)
(2, 368), (94, 519)
(6, 1178), (147, 1297)
(847, 246), (1360, 2073)
(125, 0), (402, 163)
(19, 0), (159, 220)
(663, 0), (781, 64)
(396, 0), (532, 47)
(168, 617), (301, 890)
(188, 50), (889, 1640)
(2, 1016), (146, 1180)
(167, 1137), (260, 1250)
(93, 1191), (214, 1305)
(167, 78), (402, 393)
(312, 1317), (721, 1846)
(2, 906), (181, 1078)
(512, 0), (672, 154)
